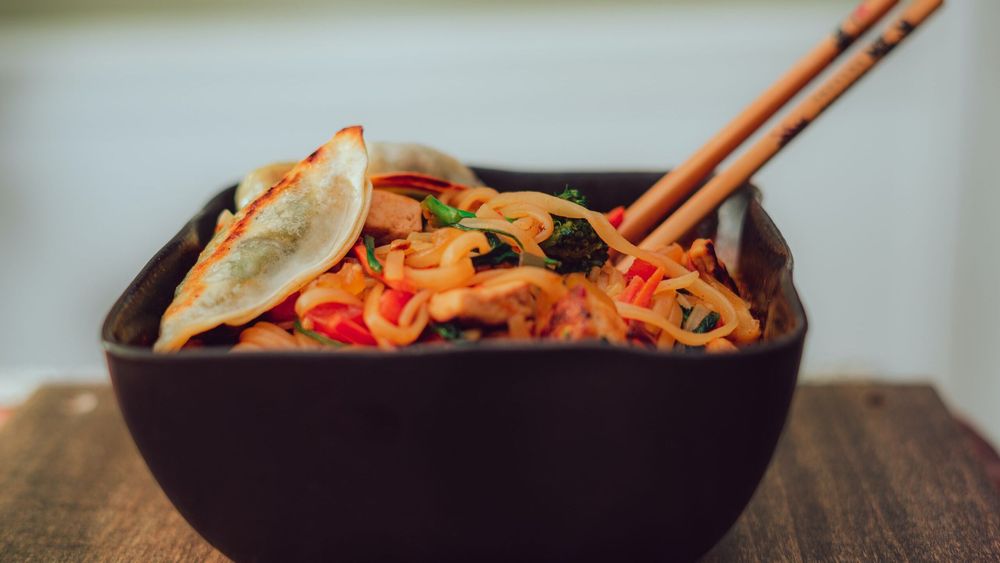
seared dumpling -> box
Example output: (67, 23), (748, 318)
(154, 125), (371, 352)
(234, 141), (481, 211)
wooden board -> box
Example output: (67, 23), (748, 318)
(704, 385), (1000, 561)
(0, 384), (997, 561)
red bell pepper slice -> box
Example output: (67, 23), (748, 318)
(379, 289), (414, 325)
(606, 206), (625, 229)
(306, 302), (377, 346)
(625, 258), (658, 283)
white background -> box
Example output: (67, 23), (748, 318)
(1, 1), (997, 443)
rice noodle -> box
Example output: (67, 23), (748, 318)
(458, 217), (546, 257)
(295, 286), (362, 318)
(617, 302), (731, 347)
(453, 187), (499, 212)
(494, 202), (554, 242)
(440, 231), (491, 266)
(384, 250), (406, 283)
(479, 266), (567, 299)
(405, 228), (463, 268)
(405, 259), (476, 291)
(655, 270), (700, 293)
(487, 191), (737, 340)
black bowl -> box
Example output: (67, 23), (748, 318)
(102, 169), (806, 562)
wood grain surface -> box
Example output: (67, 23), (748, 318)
(0, 384), (997, 562)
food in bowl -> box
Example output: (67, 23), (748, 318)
(153, 125), (761, 353)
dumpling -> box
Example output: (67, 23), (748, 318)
(154, 125), (371, 352)
(234, 141), (481, 211)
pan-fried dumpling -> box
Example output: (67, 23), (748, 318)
(154, 126), (371, 352)
(234, 141), (481, 211)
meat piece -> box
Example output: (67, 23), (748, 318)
(428, 281), (535, 326)
(362, 190), (422, 244)
(686, 239), (738, 293)
(541, 286), (627, 343)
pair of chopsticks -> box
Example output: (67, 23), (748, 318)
(619, 0), (944, 250)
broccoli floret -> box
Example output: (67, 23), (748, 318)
(555, 185), (588, 207)
(540, 187), (609, 273)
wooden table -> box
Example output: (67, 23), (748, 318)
(1, 384), (998, 562)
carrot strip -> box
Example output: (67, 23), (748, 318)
(633, 267), (666, 308)
(618, 276), (644, 303)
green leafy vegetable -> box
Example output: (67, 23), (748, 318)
(421, 195), (475, 227)
(423, 198), (559, 270)
(363, 235), (383, 275)
(692, 311), (720, 334)
(294, 320), (344, 347)
(539, 186), (608, 274)
(431, 322), (463, 341)
(472, 233), (520, 267)
(520, 253), (561, 270)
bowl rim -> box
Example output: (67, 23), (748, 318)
(101, 169), (808, 363)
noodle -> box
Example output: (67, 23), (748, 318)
(616, 302), (731, 347)
(405, 259), (476, 291)
(440, 231), (491, 266)
(494, 202), (554, 243)
(479, 267), (567, 299)
(458, 217), (546, 257)
(234, 322), (323, 351)
(405, 228), (464, 268)
(295, 286), (362, 318)
(219, 174), (761, 354)
(486, 191), (737, 340)
(453, 186), (499, 211)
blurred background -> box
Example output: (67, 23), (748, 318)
(0, 1), (997, 443)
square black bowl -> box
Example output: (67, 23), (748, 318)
(102, 169), (806, 562)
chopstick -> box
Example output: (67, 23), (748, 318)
(617, 0), (900, 243)
(639, 0), (944, 251)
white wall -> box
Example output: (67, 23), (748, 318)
(0, 2), (996, 442)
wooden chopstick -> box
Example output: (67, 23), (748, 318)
(617, 0), (900, 243)
(639, 0), (944, 251)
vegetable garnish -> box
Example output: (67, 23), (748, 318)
(633, 267), (666, 308)
(693, 311), (721, 334)
(472, 233), (519, 268)
(294, 320), (344, 347)
(680, 304), (693, 326)
(606, 206), (626, 229)
(305, 303), (377, 346)
(424, 196), (559, 270)
(379, 289), (415, 325)
(421, 195), (475, 227)
(431, 322), (463, 341)
(539, 187), (609, 274)
(625, 258), (658, 283)
(363, 235), (384, 275)
(619, 276), (644, 304)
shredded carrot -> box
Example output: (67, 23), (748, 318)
(633, 267), (666, 308)
(618, 276), (644, 303)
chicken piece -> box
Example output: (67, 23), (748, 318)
(428, 281), (535, 326)
(362, 190), (422, 244)
(686, 239), (739, 293)
(541, 285), (627, 343)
